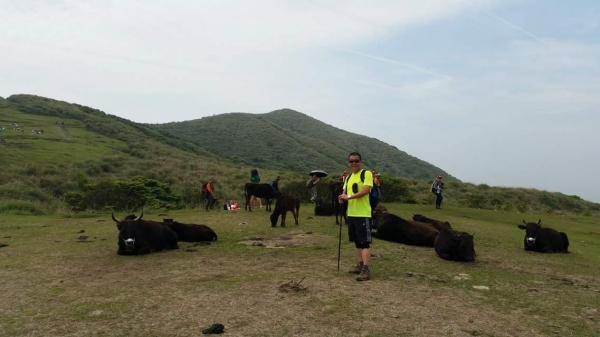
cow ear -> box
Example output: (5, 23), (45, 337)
(116, 223), (121, 230)
(518, 225), (526, 230)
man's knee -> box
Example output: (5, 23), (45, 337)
(355, 241), (370, 249)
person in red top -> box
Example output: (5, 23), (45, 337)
(204, 178), (216, 211)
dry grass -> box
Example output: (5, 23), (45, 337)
(1, 204), (599, 337)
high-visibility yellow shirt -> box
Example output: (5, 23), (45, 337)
(343, 169), (373, 218)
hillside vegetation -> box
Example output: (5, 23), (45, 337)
(0, 94), (598, 216)
(152, 109), (452, 180)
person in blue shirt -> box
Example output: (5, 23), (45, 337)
(432, 175), (445, 209)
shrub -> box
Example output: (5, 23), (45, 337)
(63, 176), (182, 212)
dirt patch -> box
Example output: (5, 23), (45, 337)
(239, 231), (322, 248)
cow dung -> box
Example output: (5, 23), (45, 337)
(0, 243), (8, 248)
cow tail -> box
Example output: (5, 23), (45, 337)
(560, 232), (569, 253)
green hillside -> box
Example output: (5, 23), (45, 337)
(0, 94), (599, 216)
(152, 109), (452, 180)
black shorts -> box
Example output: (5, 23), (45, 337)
(348, 217), (372, 244)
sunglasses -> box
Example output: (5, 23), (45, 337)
(348, 160), (360, 164)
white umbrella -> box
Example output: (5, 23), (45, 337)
(309, 170), (328, 178)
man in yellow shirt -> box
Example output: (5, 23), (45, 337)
(339, 152), (374, 281)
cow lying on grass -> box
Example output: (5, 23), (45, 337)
(518, 219), (569, 253)
(112, 211), (179, 255)
(434, 228), (476, 262)
(412, 214), (452, 231)
(270, 195), (300, 227)
(373, 213), (439, 247)
(314, 199), (334, 216)
(162, 219), (217, 242)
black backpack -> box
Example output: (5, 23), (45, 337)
(347, 170), (379, 211)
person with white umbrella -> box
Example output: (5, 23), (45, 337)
(307, 170), (327, 203)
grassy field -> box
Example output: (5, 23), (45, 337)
(1, 204), (599, 337)
(0, 108), (126, 164)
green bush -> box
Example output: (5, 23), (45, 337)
(62, 176), (182, 212)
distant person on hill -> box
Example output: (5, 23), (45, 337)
(307, 173), (320, 203)
(249, 169), (262, 209)
(205, 178), (217, 211)
(432, 175), (445, 209)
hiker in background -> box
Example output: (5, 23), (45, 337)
(205, 178), (217, 211)
(432, 175), (445, 209)
(270, 176), (281, 192)
(372, 170), (381, 203)
(307, 173), (320, 203)
(249, 169), (262, 209)
(338, 170), (348, 183)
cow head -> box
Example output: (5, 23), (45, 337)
(518, 219), (542, 248)
(412, 214), (425, 222)
(452, 232), (476, 262)
(111, 211), (143, 230)
(112, 211), (144, 252)
(270, 212), (279, 227)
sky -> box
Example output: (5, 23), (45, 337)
(1, 0), (599, 202)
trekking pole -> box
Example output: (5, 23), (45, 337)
(337, 202), (343, 272)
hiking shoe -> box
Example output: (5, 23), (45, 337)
(348, 264), (362, 274)
(356, 269), (371, 281)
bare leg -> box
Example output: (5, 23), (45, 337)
(355, 248), (362, 264)
(362, 248), (371, 267)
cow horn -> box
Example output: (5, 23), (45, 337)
(111, 212), (120, 223)
(133, 209), (144, 221)
(536, 218), (541, 225)
(522, 219), (527, 224)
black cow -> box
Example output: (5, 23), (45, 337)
(162, 219), (218, 242)
(434, 228), (476, 262)
(314, 199), (334, 216)
(244, 183), (282, 212)
(518, 219), (569, 253)
(330, 181), (347, 226)
(373, 213), (439, 247)
(412, 214), (452, 231)
(270, 195), (300, 227)
(112, 211), (179, 255)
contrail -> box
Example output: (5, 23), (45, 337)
(481, 9), (599, 73)
(480, 9), (543, 43)
(344, 49), (451, 80)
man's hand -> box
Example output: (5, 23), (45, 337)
(338, 194), (349, 203)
